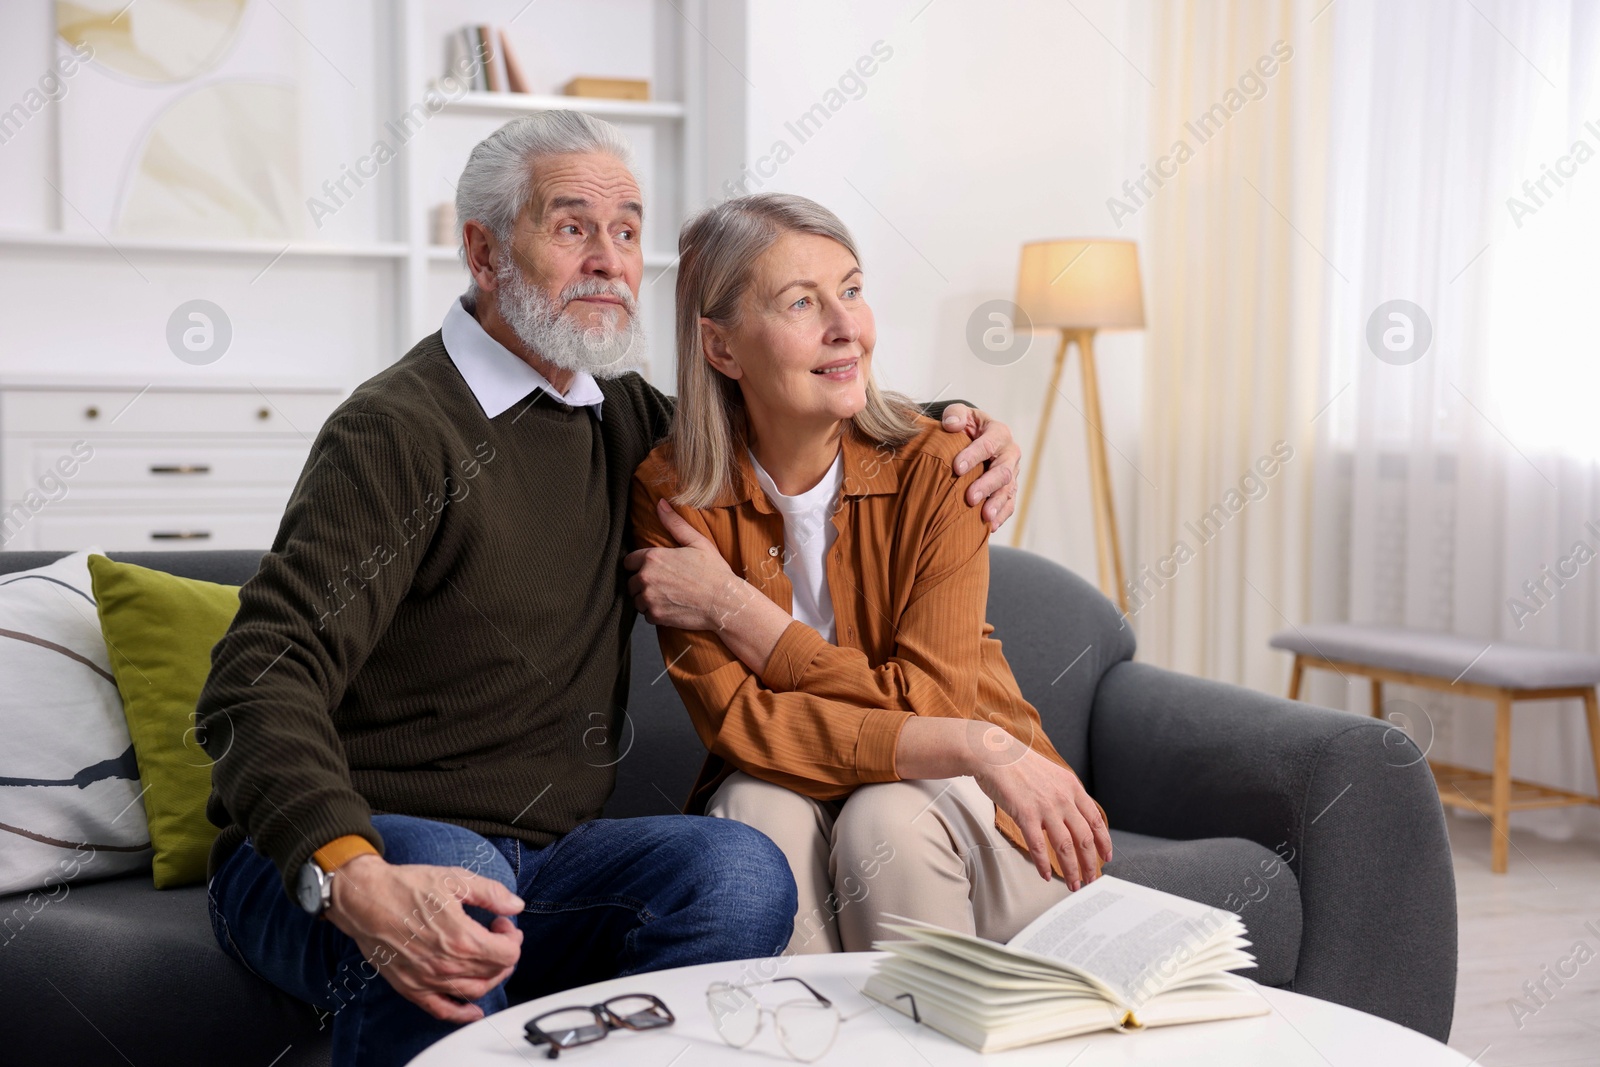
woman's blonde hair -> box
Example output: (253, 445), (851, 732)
(667, 193), (919, 508)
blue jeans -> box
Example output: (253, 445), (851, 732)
(207, 813), (797, 1067)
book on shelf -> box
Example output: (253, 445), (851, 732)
(445, 27), (481, 90)
(499, 28), (530, 93)
(446, 26), (529, 94)
(863, 875), (1269, 1053)
(480, 25), (502, 92)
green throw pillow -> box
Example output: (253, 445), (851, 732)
(88, 555), (239, 888)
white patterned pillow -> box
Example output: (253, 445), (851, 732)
(0, 551), (152, 898)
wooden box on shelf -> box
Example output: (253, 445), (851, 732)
(562, 77), (650, 101)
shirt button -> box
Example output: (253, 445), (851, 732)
(769, 547), (780, 556)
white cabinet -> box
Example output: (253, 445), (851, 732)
(1, 381), (343, 552)
(28, 510), (290, 551)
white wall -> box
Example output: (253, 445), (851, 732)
(0, 3), (56, 231)
(731, 0), (1149, 583)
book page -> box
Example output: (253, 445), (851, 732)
(863, 971), (1124, 1053)
(1004, 875), (1245, 1006)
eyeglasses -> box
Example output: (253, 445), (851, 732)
(705, 976), (876, 1063)
(523, 993), (674, 1059)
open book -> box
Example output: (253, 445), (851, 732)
(863, 875), (1269, 1052)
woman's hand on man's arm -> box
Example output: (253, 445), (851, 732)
(623, 497), (792, 674)
(895, 717), (1113, 890)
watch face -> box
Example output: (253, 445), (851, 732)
(297, 863), (323, 913)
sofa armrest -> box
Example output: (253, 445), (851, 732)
(1088, 660), (1457, 1042)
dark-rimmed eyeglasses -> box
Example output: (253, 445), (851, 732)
(523, 993), (674, 1059)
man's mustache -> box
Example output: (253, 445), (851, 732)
(560, 278), (638, 316)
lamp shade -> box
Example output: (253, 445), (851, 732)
(1014, 239), (1145, 331)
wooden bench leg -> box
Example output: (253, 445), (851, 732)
(1371, 678), (1383, 718)
(1288, 656), (1304, 701)
(1584, 688), (1600, 804)
(1491, 692), (1513, 874)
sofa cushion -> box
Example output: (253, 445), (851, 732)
(0, 550), (153, 896)
(1104, 828), (1301, 988)
(0, 874), (329, 1066)
(88, 554), (240, 887)
(1269, 621), (1600, 689)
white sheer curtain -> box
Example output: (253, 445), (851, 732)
(1308, 0), (1600, 841)
(1133, 0), (1330, 692)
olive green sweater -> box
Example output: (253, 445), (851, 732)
(197, 333), (673, 894)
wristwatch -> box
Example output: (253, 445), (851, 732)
(296, 857), (335, 917)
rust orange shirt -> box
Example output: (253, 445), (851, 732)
(630, 415), (1103, 879)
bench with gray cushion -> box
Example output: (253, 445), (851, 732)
(1273, 622), (1600, 873)
(3, 548), (1458, 1065)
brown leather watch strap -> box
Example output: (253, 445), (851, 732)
(312, 834), (379, 872)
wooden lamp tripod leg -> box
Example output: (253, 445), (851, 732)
(1011, 330), (1071, 548)
(1077, 329), (1129, 615)
(1010, 329), (1131, 617)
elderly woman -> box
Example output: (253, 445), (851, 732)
(627, 193), (1111, 954)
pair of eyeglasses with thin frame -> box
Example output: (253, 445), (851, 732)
(523, 993), (674, 1059)
(706, 976), (913, 1063)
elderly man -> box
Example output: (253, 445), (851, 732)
(199, 111), (1022, 1067)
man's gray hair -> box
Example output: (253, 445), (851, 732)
(455, 110), (637, 295)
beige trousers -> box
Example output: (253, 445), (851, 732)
(707, 771), (1073, 954)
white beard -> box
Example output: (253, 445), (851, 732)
(493, 261), (649, 379)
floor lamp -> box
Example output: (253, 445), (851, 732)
(1009, 239), (1145, 616)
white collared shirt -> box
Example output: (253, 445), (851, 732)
(749, 448), (843, 643)
(441, 296), (605, 420)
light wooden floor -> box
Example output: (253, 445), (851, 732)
(1444, 812), (1600, 1066)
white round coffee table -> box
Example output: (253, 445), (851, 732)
(407, 952), (1470, 1066)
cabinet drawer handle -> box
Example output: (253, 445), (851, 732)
(149, 465), (212, 475)
(149, 530), (213, 541)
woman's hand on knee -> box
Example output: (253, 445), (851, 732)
(324, 854), (525, 1022)
(967, 738), (1113, 891)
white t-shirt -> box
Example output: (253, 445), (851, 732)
(749, 449), (843, 642)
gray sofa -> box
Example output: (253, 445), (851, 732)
(0, 546), (1457, 1064)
